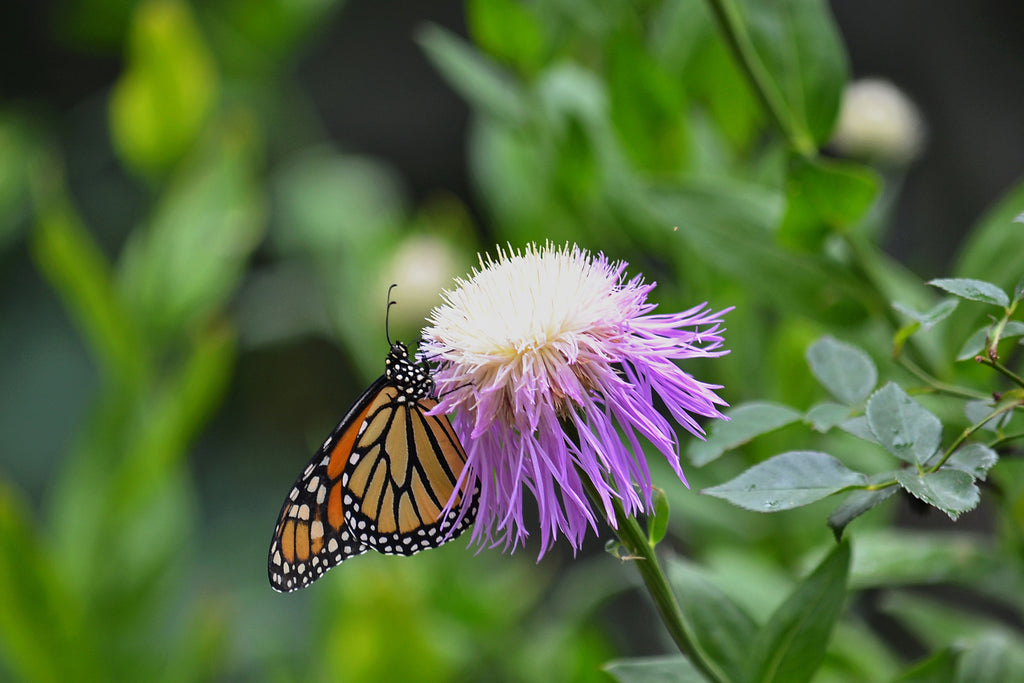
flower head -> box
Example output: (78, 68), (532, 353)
(832, 78), (925, 165)
(422, 243), (730, 556)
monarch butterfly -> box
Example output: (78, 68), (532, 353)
(267, 297), (477, 592)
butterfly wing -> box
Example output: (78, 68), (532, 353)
(343, 389), (478, 555)
(267, 377), (388, 592)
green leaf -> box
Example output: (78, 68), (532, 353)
(112, 322), (237, 514)
(685, 31), (765, 150)
(806, 335), (877, 405)
(468, 111), (547, 231)
(109, 0), (217, 174)
(642, 181), (871, 322)
(1000, 320), (1024, 339)
(804, 401), (852, 432)
(945, 444), (998, 481)
(956, 322), (1024, 360)
(29, 160), (146, 386)
(743, 0), (849, 144)
(779, 155), (880, 250)
(607, 33), (690, 174)
(647, 488), (670, 547)
(686, 401), (802, 466)
(894, 647), (958, 683)
(839, 415), (880, 445)
(928, 278), (1010, 308)
(702, 451), (867, 512)
(604, 656), (702, 683)
(883, 592), (1019, 657)
(866, 383), (942, 464)
(535, 65), (610, 205)
(893, 298), (959, 331)
(417, 24), (527, 124)
(666, 559), (759, 683)
(118, 119), (265, 341)
(953, 179), (1024, 304)
(896, 469), (980, 521)
(957, 326), (990, 361)
(964, 401), (1013, 432)
(824, 621), (903, 682)
(665, 0), (766, 151)
(827, 475), (898, 540)
(649, 0), (714, 76)
(848, 530), (991, 589)
(466, 0), (546, 73)
(604, 539), (629, 560)
(893, 320), (922, 357)
(0, 484), (95, 681)
(746, 540), (851, 683)
(955, 632), (1024, 683)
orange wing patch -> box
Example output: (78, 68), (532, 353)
(326, 397), (378, 479)
(343, 393), (476, 556)
(269, 344), (478, 592)
(327, 482), (345, 530)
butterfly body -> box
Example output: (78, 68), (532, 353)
(268, 342), (476, 592)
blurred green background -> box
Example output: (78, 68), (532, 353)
(2, 0), (1023, 681)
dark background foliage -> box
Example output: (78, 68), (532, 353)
(2, 1), (1023, 681)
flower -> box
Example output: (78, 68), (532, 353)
(831, 78), (925, 165)
(421, 243), (730, 556)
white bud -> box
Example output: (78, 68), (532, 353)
(832, 78), (925, 165)
(380, 234), (463, 329)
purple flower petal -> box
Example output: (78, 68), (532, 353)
(423, 243), (730, 556)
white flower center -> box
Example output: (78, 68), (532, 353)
(427, 244), (633, 422)
(431, 245), (623, 361)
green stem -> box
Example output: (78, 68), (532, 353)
(569, 424), (724, 680)
(703, 0), (816, 156)
(989, 432), (1024, 450)
(605, 493), (728, 682)
(986, 299), (1017, 350)
(897, 356), (989, 401)
(979, 358), (1024, 389)
(930, 400), (1021, 470)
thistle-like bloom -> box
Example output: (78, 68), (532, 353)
(422, 244), (730, 556)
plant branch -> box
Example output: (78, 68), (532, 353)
(930, 400), (1020, 470)
(579, 474), (727, 683)
(608, 495), (728, 683)
(703, 0), (816, 156)
(978, 357), (1024, 389)
(897, 356), (989, 401)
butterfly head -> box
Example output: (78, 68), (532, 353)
(385, 342), (434, 403)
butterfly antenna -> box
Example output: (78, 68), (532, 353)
(385, 284), (398, 346)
